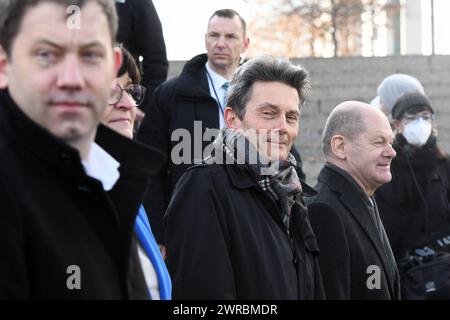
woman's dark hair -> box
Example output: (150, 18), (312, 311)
(116, 44), (142, 84)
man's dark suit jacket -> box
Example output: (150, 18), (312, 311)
(307, 163), (401, 300)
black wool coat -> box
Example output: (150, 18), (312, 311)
(307, 164), (401, 300)
(0, 90), (165, 299)
(164, 160), (325, 300)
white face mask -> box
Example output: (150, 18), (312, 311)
(402, 118), (432, 147)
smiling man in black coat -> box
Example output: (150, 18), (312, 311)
(164, 56), (324, 300)
(307, 101), (401, 300)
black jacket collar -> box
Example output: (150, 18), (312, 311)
(324, 162), (371, 205)
(0, 89), (83, 171)
(224, 162), (257, 189)
(222, 158), (320, 255)
(0, 89), (166, 177)
(95, 125), (166, 176)
(176, 54), (210, 99)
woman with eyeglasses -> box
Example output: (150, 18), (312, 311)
(375, 91), (450, 298)
(102, 45), (171, 300)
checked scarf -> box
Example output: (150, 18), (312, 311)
(208, 128), (303, 233)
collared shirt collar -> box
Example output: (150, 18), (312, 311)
(205, 63), (229, 129)
(205, 62), (229, 89)
(82, 142), (121, 191)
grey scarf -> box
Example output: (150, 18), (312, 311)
(206, 128), (302, 233)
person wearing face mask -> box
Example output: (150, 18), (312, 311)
(375, 92), (450, 297)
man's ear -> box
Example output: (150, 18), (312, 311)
(330, 135), (347, 160)
(241, 36), (250, 53)
(112, 45), (123, 80)
(0, 46), (9, 89)
(224, 107), (239, 129)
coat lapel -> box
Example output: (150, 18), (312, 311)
(340, 192), (396, 297)
(320, 166), (397, 297)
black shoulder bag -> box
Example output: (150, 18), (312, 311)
(398, 157), (450, 299)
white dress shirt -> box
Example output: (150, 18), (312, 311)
(205, 63), (230, 129)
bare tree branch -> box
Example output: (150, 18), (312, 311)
(245, 0), (401, 58)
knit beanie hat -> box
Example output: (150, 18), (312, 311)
(376, 74), (425, 114)
(391, 91), (434, 120)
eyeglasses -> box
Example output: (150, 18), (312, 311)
(402, 111), (435, 123)
(108, 84), (146, 106)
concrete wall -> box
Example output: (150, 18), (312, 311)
(168, 55), (450, 186)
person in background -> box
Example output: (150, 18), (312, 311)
(375, 92), (450, 298)
(115, 0), (168, 119)
(307, 101), (400, 299)
(102, 45), (171, 300)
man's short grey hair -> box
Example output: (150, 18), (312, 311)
(209, 9), (247, 37)
(0, 0), (118, 55)
(227, 55), (310, 120)
(322, 108), (366, 157)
